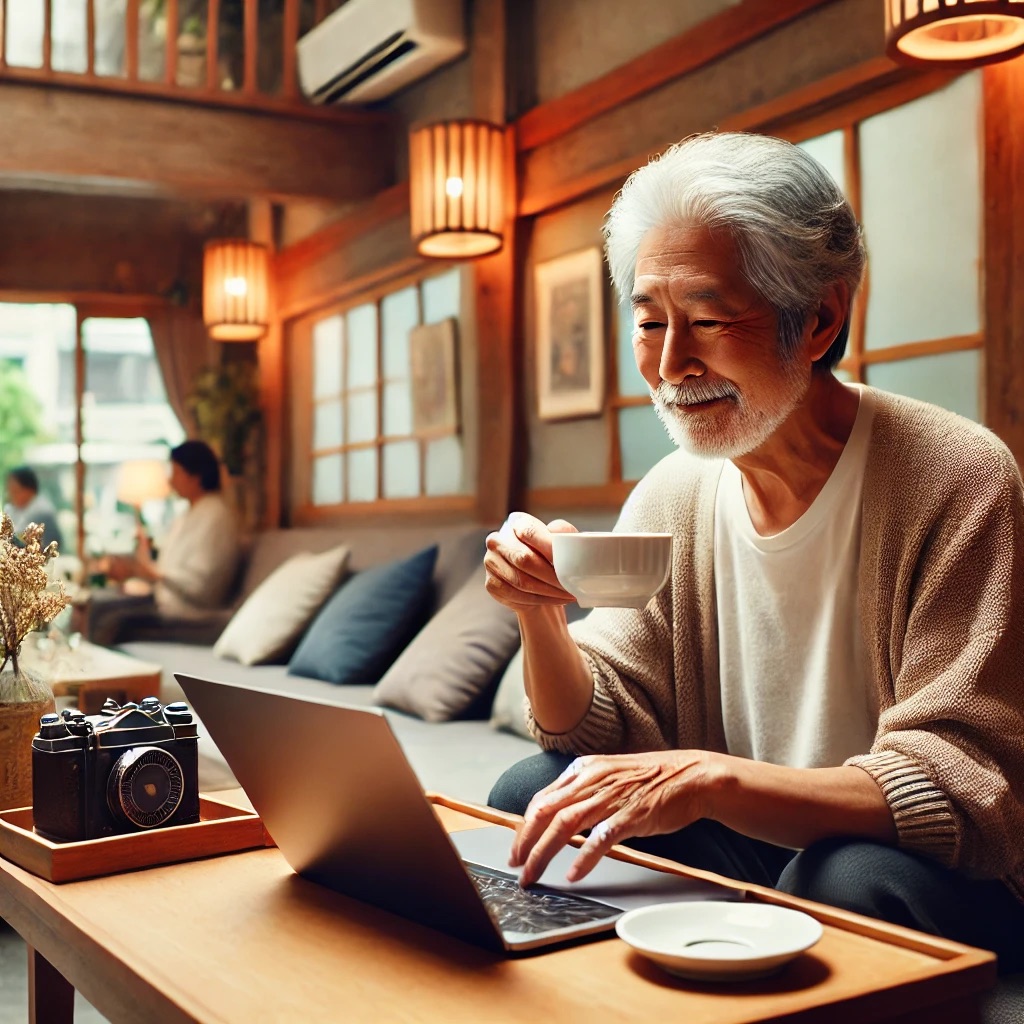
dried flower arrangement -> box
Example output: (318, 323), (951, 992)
(0, 514), (69, 677)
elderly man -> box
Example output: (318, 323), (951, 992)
(484, 132), (1024, 970)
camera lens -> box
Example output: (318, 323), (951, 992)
(107, 747), (185, 829)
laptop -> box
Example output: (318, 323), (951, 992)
(176, 674), (738, 953)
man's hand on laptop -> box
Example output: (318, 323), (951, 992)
(509, 751), (713, 887)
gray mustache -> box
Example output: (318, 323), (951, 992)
(656, 380), (738, 407)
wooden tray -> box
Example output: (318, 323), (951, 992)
(0, 795), (268, 883)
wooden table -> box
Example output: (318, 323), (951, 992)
(19, 639), (162, 714)
(0, 789), (996, 1024)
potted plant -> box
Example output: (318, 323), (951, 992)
(185, 361), (262, 479)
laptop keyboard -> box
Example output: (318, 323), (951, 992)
(465, 862), (622, 936)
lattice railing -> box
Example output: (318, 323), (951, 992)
(0, 0), (346, 115)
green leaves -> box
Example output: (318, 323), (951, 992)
(185, 361), (262, 477)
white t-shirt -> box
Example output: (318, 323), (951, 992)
(155, 492), (240, 617)
(714, 386), (878, 769)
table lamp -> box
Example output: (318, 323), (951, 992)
(116, 459), (171, 519)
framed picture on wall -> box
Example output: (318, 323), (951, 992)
(535, 247), (606, 421)
(410, 318), (460, 436)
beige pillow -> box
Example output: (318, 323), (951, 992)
(213, 544), (350, 666)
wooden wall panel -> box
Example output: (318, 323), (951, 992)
(983, 62), (1024, 465)
(520, 0), (883, 215)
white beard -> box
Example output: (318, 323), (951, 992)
(652, 360), (810, 460)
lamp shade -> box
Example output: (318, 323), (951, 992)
(116, 459), (171, 507)
(409, 119), (506, 258)
(203, 239), (270, 341)
(885, 0), (1024, 67)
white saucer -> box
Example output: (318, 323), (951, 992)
(615, 900), (823, 982)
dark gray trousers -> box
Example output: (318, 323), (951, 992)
(489, 751), (1024, 975)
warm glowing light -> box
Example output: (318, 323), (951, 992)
(886, 1), (1024, 67)
(203, 240), (270, 342)
(409, 120), (507, 258)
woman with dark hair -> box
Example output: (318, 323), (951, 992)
(93, 440), (241, 643)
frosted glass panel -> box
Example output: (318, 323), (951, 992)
(313, 400), (343, 450)
(616, 298), (648, 397)
(834, 366), (855, 384)
(5, 0), (44, 67)
(866, 350), (981, 422)
(347, 448), (377, 502)
(618, 405), (677, 481)
(422, 269), (461, 323)
(797, 130), (846, 196)
(383, 381), (412, 436)
(346, 304), (378, 387)
(382, 288), (419, 379)
(313, 315), (343, 398)
(425, 435), (463, 495)
(52, 0), (88, 73)
(861, 73), (982, 350)
(383, 441), (420, 498)
(346, 389), (377, 444)
(312, 454), (343, 506)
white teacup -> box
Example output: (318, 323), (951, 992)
(551, 532), (673, 609)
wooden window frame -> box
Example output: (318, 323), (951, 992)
(293, 267), (470, 522)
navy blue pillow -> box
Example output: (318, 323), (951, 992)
(287, 545), (438, 685)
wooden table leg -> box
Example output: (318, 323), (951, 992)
(28, 945), (74, 1024)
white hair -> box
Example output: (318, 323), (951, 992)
(603, 132), (866, 369)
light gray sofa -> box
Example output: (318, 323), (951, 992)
(119, 522), (543, 805)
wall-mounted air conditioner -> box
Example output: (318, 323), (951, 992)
(297, 0), (466, 105)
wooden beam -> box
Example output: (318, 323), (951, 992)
(42, 0), (52, 73)
(0, 0), (6, 71)
(0, 81), (394, 203)
(243, 0), (258, 95)
(207, 0), (221, 91)
(86, 0), (95, 76)
(165, 0), (179, 87)
(283, 0), (300, 98)
(275, 185), (409, 280)
(126, 0), (139, 80)
(471, 0), (516, 522)
(984, 61), (1024, 463)
(515, 0), (842, 153)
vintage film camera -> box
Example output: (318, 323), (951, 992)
(31, 697), (200, 842)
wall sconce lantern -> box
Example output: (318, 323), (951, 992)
(886, 0), (1024, 67)
(409, 119), (506, 258)
(202, 239), (270, 341)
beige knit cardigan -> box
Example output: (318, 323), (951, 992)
(529, 389), (1024, 901)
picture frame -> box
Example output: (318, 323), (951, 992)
(535, 247), (606, 421)
(409, 318), (460, 437)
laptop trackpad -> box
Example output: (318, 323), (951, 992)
(450, 825), (740, 912)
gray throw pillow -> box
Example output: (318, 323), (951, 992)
(489, 602), (591, 739)
(489, 646), (532, 739)
(373, 567), (521, 722)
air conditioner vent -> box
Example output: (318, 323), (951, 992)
(298, 0), (465, 106)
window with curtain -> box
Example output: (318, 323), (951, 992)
(306, 267), (464, 508)
(0, 303), (184, 567)
(606, 72), (983, 485)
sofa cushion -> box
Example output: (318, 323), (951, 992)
(489, 603), (591, 739)
(213, 544), (350, 665)
(373, 567), (521, 722)
(288, 545), (438, 685)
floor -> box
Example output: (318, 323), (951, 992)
(0, 918), (107, 1024)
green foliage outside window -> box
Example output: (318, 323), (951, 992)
(0, 363), (48, 485)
